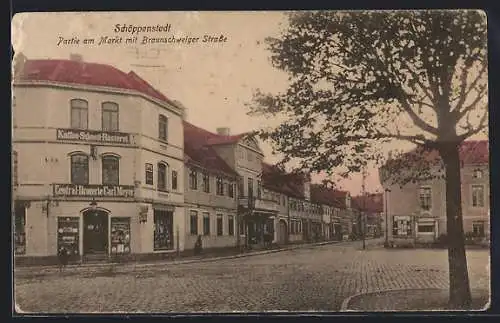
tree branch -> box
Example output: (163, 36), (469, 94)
(458, 109), (488, 140)
(454, 63), (487, 113)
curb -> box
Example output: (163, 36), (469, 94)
(15, 240), (342, 278)
(339, 287), (445, 312)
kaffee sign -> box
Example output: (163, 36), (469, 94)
(56, 128), (131, 144)
(53, 184), (135, 198)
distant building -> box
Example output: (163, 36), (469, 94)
(379, 141), (489, 245)
(352, 193), (383, 238)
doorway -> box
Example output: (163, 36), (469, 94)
(83, 209), (109, 255)
(278, 219), (288, 245)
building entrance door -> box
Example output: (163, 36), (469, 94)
(83, 210), (109, 255)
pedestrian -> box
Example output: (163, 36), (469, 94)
(58, 246), (69, 273)
(194, 235), (203, 255)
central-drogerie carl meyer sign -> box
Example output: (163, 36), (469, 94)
(56, 128), (131, 144)
(53, 184), (135, 198)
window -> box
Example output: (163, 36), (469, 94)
(228, 215), (234, 236)
(110, 217), (131, 254)
(102, 156), (119, 185)
(239, 220), (245, 235)
(157, 163), (167, 191)
(217, 214), (223, 236)
(419, 187), (432, 211)
(393, 216), (412, 237)
(70, 99), (88, 129)
(203, 213), (210, 235)
(145, 163), (154, 185)
(101, 102), (119, 131)
(14, 202), (26, 255)
(472, 185), (485, 207)
(228, 183), (234, 198)
(216, 177), (224, 195)
(190, 211), (198, 235)
(171, 170), (178, 190)
(71, 154), (89, 185)
(189, 169), (198, 190)
(57, 216), (79, 257)
(12, 151), (18, 187)
(257, 180), (262, 199)
(247, 151), (253, 161)
(158, 114), (168, 141)
(417, 224), (435, 233)
(202, 172), (210, 193)
(472, 221), (485, 237)
(153, 210), (174, 250)
(473, 169), (483, 179)
(283, 196), (286, 206)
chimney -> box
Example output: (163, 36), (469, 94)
(69, 53), (83, 62)
(216, 127), (230, 136)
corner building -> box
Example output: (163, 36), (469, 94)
(12, 55), (186, 264)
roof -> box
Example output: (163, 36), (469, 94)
(310, 184), (349, 209)
(16, 58), (170, 104)
(183, 121), (239, 177)
(261, 163), (305, 199)
(352, 193), (383, 214)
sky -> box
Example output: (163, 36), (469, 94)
(11, 11), (488, 196)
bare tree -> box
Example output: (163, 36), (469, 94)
(248, 10), (487, 308)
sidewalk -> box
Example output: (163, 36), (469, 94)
(15, 240), (345, 279)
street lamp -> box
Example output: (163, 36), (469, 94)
(384, 188), (391, 248)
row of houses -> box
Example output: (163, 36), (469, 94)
(12, 54), (382, 264)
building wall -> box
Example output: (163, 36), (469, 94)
(384, 164), (490, 242)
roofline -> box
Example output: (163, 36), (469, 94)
(184, 155), (239, 179)
(13, 80), (183, 117)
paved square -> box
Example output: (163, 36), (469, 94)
(15, 241), (490, 313)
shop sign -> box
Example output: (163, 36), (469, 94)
(53, 184), (135, 198)
(56, 128), (131, 145)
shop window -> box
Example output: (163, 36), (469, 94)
(110, 217), (131, 254)
(70, 99), (88, 129)
(472, 221), (485, 237)
(472, 185), (485, 207)
(228, 216), (234, 236)
(216, 177), (224, 195)
(102, 102), (119, 131)
(102, 155), (119, 185)
(145, 163), (154, 185)
(417, 224), (435, 233)
(202, 172), (210, 193)
(189, 169), (198, 190)
(190, 211), (198, 235)
(217, 214), (223, 236)
(419, 187), (432, 211)
(158, 114), (168, 141)
(57, 217), (80, 257)
(157, 163), (168, 191)
(71, 154), (89, 185)
(393, 216), (412, 237)
(203, 213), (210, 236)
(473, 169), (483, 179)
(172, 170), (178, 190)
(14, 202), (26, 255)
(153, 210), (173, 250)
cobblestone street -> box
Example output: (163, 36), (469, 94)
(15, 241), (490, 313)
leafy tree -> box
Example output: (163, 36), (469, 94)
(249, 10), (487, 308)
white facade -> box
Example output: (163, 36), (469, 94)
(13, 78), (186, 261)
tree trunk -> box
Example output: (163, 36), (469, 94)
(440, 142), (472, 309)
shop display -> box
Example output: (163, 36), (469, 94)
(110, 217), (131, 254)
(57, 217), (80, 257)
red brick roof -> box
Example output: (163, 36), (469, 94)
(310, 184), (349, 209)
(183, 121), (239, 177)
(261, 163), (305, 199)
(17, 59), (170, 103)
